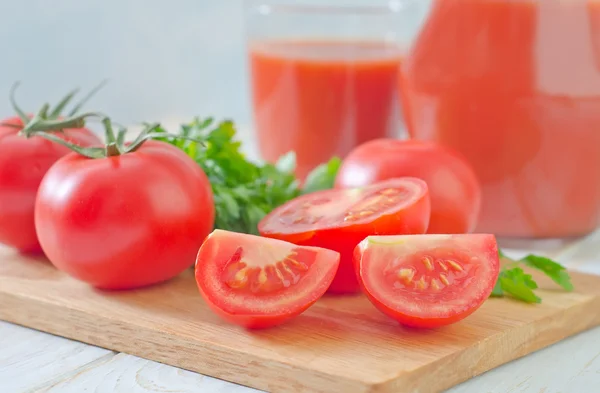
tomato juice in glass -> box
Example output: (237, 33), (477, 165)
(245, 1), (426, 179)
(400, 0), (600, 239)
(250, 40), (402, 179)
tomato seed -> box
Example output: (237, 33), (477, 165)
(439, 273), (450, 286)
(264, 265), (278, 285)
(447, 260), (463, 272)
(437, 260), (449, 271)
(431, 278), (443, 290)
(281, 261), (302, 285)
(397, 268), (415, 283)
(285, 256), (309, 272)
(273, 264), (290, 288)
(422, 256), (434, 271)
(281, 258), (307, 285)
(254, 266), (283, 293)
(284, 254), (301, 267)
(416, 276), (428, 290)
(225, 267), (249, 289)
(258, 269), (268, 285)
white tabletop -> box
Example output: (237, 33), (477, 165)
(1, 230), (599, 393)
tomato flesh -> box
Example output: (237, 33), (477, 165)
(258, 178), (431, 294)
(195, 229), (340, 328)
(354, 234), (499, 328)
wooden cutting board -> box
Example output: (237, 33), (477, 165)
(1, 246), (600, 393)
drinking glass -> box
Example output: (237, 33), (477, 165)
(244, 0), (427, 179)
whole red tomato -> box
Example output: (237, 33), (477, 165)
(0, 116), (100, 253)
(34, 135), (215, 290)
(335, 139), (481, 234)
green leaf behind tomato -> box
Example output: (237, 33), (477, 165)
(520, 254), (574, 291)
(490, 279), (504, 297)
(302, 156), (342, 194)
(498, 267), (541, 303)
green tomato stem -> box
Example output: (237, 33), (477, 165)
(19, 112), (101, 135)
(105, 142), (121, 157)
(28, 130), (107, 159)
(102, 117), (118, 145)
(10, 82), (30, 125)
(9, 80), (107, 128)
(9, 84), (206, 160)
(68, 79), (108, 116)
(49, 88), (80, 118)
(38, 103), (50, 119)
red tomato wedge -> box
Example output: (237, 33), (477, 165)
(354, 234), (499, 328)
(195, 229), (340, 329)
(258, 178), (431, 294)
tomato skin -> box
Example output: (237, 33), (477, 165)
(354, 234), (499, 328)
(258, 178), (431, 294)
(195, 230), (340, 329)
(0, 116), (101, 253)
(35, 140), (215, 290)
(335, 139), (482, 234)
(202, 301), (294, 329)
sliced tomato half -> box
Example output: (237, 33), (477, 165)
(354, 234), (499, 328)
(195, 229), (340, 329)
(258, 177), (431, 294)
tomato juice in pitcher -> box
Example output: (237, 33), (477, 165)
(400, 0), (600, 238)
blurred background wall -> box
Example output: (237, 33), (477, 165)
(0, 0), (251, 130)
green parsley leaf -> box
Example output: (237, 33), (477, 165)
(520, 254), (574, 292)
(275, 151), (297, 174)
(497, 267), (541, 303)
(490, 279), (504, 297)
(494, 248), (573, 303)
(302, 156), (342, 194)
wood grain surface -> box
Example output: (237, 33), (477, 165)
(1, 247), (600, 393)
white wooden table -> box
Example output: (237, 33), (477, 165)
(1, 231), (599, 393)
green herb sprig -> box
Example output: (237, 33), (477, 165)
(491, 249), (574, 303)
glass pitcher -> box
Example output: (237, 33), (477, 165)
(400, 0), (600, 239)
